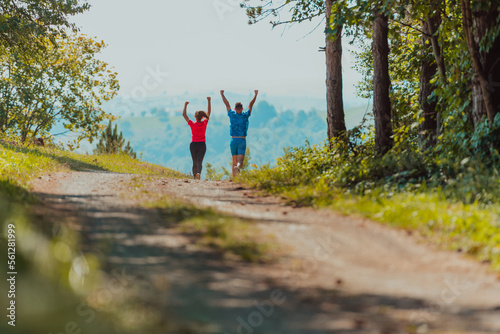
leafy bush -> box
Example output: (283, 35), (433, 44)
(205, 162), (231, 181)
(205, 147), (253, 181)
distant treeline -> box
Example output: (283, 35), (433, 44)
(115, 100), (334, 174)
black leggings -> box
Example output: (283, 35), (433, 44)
(190, 142), (206, 176)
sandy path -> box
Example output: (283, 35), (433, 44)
(31, 172), (500, 333)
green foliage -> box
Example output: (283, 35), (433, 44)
(0, 33), (119, 144)
(205, 147), (253, 180)
(0, 0), (90, 50)
(95, 121), (137, 159)
(243, 0), (324, 26)
(245, 0), (500, 160)
(241, 0), (500, 274)
(0, 139), (62, 201)
(242, 121), (500, 204)
(205, 162), (231, 181)
(241, 146), (252, 171)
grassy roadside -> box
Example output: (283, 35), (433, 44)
(239, 165), (500, 273)
(0, 141), (185, 201)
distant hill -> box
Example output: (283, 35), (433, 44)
(103, 92), (368, 118)
(111, 98), (369, 175)
(52, 94), (369, 175)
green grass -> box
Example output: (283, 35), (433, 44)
(0, 141), (186, 201)
(239, 165), (500, 272)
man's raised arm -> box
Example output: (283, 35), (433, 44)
(220, 90), (231, 112)
(248, 90), (259, 113)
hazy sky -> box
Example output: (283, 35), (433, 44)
(72, 0), (364, 101)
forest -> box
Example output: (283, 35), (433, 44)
(246, 0), (500, 152)
(237, 0), (500, 273)
(241, 0), (500, 204)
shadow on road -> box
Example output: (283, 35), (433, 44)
(28, 188), (499, 334)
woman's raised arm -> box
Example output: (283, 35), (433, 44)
(207, 97), (212, 119)
(182, 101), (190, 123)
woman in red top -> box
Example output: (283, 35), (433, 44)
(183, 97), (211, 180)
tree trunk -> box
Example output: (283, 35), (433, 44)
(471, 76), (487, 126)
(461, 0), (500, 124)
(424, 2), (444, 135)
(419, 51), (438, 149)
(372, 11), (393, 154)
(325, 0), (346, 142)
(0, 109), (6, 133)
(426, 14), (446, 84)
(473, 0), (500, 126)
(419, 12), (439, 149)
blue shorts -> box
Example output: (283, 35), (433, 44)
(230, 138), (247, 156)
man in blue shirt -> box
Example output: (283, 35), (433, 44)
(220, 90), (259, 177)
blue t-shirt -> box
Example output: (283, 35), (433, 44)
(228, 109), (251, 137)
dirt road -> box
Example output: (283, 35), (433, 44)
(31, 171), (500, 333)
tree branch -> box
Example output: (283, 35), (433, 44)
(391, 18), (431, 37)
